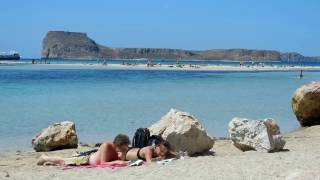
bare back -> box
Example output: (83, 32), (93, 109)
(89, 142), (119, 165)
(125, 148), (140, 161)
(126, 146), (156, 162)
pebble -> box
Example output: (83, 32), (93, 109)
(2, 171), (10, 178)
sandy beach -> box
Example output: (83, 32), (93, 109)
(2, 61), (320, 71)
(1, 125), (319, 180)
(71, 63), (320, 72)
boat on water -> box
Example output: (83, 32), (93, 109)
(0, 51), (20, 60)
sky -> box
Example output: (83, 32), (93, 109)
(0, 0), (319, 58)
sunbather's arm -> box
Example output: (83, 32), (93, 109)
(99, 143), (111, 163)
(150, 156), (164, 162)
(143, 147), (154, 163)
(102, 160), (128, 165)
(117, 151), (126, 161)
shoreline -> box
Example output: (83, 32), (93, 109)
(1, 61), (320, 71)
(0, 124), (307, 153)
(0, 124), (304, 153)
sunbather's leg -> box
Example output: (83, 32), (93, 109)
(37, 154), (65, 166)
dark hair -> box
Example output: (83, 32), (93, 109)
(157, 140), (172, 151)
(113, 134), (130, 146)
(157, 140), (178, 158)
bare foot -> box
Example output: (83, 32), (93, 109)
(37, 154), (48, 165)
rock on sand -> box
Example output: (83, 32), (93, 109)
(32, 121), (78, 152)
(228, 117), (285, 152)
(149, 109), (214, 155)
(292, 81), (320, 126)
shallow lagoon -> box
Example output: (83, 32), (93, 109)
(0, 64), (319, 150)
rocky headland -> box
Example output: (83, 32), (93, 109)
(41, 31), (320, 61)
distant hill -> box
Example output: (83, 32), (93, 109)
(41, 31), (320, 61)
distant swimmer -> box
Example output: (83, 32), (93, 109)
(299, 69), (304, 78)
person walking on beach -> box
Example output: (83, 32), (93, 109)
(37, 134), (130, 166)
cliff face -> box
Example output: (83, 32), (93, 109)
(114, 48), (195, 60)
(280, 52), (320, 62)
(197, 49), (281, 61)
(41, 31), (317, 61)
(41, 31), (115, 59)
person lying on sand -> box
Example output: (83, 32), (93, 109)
(126, 140), (174, 163)
(37, 134), (130, 166)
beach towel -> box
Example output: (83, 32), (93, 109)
(62, 160), (145, 170)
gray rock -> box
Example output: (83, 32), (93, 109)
(264, 118), (280, 135)
(149, 109), (214, 155)
(228, 117), (285, 152)
(272, 135), (286, 152)
(32, 121), (78, 152)
(292, 81), (320, 126)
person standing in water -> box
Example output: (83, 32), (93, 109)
(300, 69), (304, 78)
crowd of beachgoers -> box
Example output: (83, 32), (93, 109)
(1, 59), (320, 72)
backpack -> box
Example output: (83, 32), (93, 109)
(147, 135), (164, 146)
(132, 128), (150, 148)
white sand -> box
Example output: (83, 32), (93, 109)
(1, 61), (320, 71)
(1, 125), (319, 180)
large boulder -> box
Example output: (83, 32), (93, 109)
(292, 81), (320, 126)
(32, 121), (78, 152)
(149, 109), (214, 155)
(228, 117), (285, 152)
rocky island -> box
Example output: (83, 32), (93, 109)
(41, 31), (320, 61)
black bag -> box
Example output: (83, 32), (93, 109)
(77, 149), (98, 157)
(132, 128), (150, 148)
(147, 135), (164, 146)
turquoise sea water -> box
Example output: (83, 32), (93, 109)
(0, 64), (319, 151)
